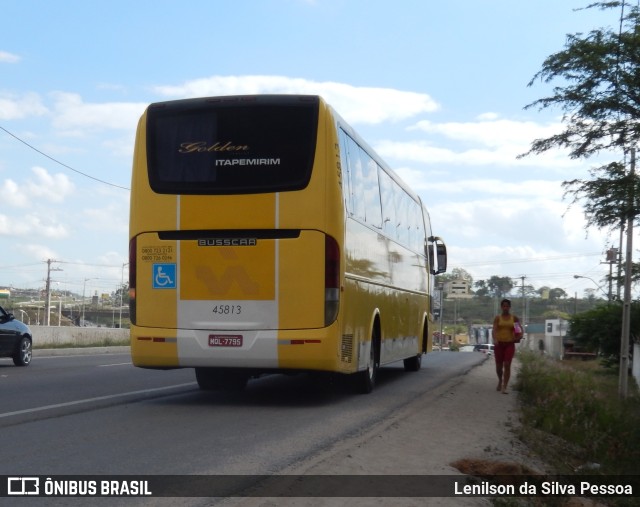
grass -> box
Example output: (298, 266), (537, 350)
(34, 337), (131, 349)
(487, 352), (640, 507)
(515, 350), (640, 476)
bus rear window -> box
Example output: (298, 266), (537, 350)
(146, 96), (319, 194)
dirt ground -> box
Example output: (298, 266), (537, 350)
(216, 354), (550, 507)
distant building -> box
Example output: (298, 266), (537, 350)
(469, 325), (492, 345)
(542, 318), (569, 360)
(445, 279), (473, 299)
(518, 322), (545, 354)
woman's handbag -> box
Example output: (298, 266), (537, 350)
(513, 321), (523, 343)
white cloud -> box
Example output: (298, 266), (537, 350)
(0, 50), (20, 63)
(102, 134), (137, 157)
(410, 117), (561, 148)
(0, 178), (29, 207)
(153, 75), (440, 125)
(376, 138), (576, 168)
(96, 251), (129, 281)
(0, 167), (75, 224)
(21, 213), (69, 238)
(400, 175), (564, 200)
(50, 92), (147, 133)
(0, 211), (68, 239)
(432, 190), (605, 249)
(26, 167), (75, 203)
(430, 193), (610, 284)
(0, 92), (48, 120)
(0, 166), (76, 231)
(82, 201), (128, 234)
(376, 114), (580, 169)
(22, 243), (59, 262)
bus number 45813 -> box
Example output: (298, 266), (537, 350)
(212, 305), (242, 315)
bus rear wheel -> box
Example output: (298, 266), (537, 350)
(404, 323), (427, 372)
(353, 327), (380, 394)
(403, 354), (422, 372)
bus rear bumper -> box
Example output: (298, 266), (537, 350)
(130, 325), (347, 373)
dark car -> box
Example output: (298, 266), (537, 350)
(0, 305), (32, 366)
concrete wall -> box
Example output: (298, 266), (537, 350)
(31, 325), (129, 347)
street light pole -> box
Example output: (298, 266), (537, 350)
(81, 278), (95, 327)
(44, 259), (63, 326)
(573, 275), (609, 300)
(17, 308), (30, 325)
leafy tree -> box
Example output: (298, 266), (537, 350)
(563, 162), (639, 232)
(583, 287), (600, 301)
(535, 286), (568, 299)
(522, 2), (640, 161)
(473, 279), (490, 297)
(521, 2), (640, 240)
(541, 309), (572, 320)
(537, 286), (551, 298)
(548, 288), (569, 300)
(115, 283), (130, 305)
(477, 276), (514, 298)
(522, 284), (538, 297)
(567, 302), (639, 360)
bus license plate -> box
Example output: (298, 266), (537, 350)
(209, 335), (243, 347)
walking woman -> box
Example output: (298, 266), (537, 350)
(492, 298), (522, 394)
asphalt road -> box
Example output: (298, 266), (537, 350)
(0, 350), (485, 478)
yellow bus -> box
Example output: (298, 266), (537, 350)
(129, 95), (447, 393)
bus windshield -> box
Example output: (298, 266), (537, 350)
(146, 96), (319, 195)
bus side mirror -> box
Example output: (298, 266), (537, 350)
(427, 236), (447, 275)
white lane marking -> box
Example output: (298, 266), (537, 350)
(98, 362), (132, 367)
(0, 382), (196, 419)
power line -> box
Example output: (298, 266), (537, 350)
(0, 125), (130, 191)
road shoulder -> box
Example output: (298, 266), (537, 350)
(218, 354), (548, 507)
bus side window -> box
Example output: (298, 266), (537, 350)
(379, 169), (396, 238)
(361, 155), (381, 228)
(346, 136), (366, 221)
(395, 190), (410, 246)
(410, 201), (424, 252)
(338, 129), (353, 215)
(342, 131), (382, 229)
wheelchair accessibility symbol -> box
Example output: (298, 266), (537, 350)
(152, 263), (177, 289)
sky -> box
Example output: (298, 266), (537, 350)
(0, 0), (629, 301)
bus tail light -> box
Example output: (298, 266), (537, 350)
(129, 236), (137, 325)
(325, 235), (340, 326)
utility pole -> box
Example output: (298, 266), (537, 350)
(604, 247), (618, 301)
(619, 148), (635, 399)
(617, 225), (624, 300)
(44, 259), (63, 326)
